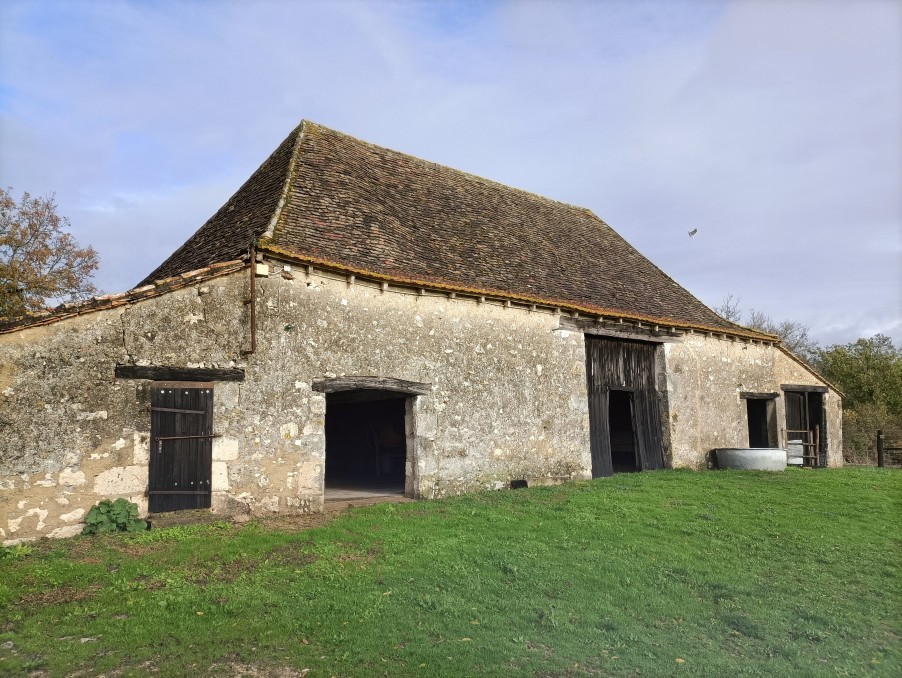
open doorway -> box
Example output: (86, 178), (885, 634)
(745, 397), (778, 448)
(784, 388), (827, 467)
(608, 390), (639, 472)
(325, 390), (407, 498)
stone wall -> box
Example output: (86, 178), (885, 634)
(0, 263), (591, 544)
(0, 259), (841, 545)
(663, 334), (842, 468)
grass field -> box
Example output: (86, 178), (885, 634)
(1, 468), (899, 677)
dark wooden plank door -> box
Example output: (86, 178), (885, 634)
(785, 391), (808, 434)
(149, 383), (213, 512)
(585, 337), (666, 477)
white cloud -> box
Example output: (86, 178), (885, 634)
(0, 0), (898, 343)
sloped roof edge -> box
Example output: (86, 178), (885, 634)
(0, 261), (245, 335)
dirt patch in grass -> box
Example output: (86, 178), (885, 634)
(183, 556), (259, 586)
(256, 496), (411, 533)
(19, 584), (101, 608)
(209, 661), (310, 676)
(267, 542), (319, 568)
(109, 541), (158, 558)
(131, 575), (166, 591)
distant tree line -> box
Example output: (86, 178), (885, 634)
(717, 296), (902, 463)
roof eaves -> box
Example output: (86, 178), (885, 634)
(256, 240), (777, 343)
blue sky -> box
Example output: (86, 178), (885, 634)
(1, 0), (899, 345)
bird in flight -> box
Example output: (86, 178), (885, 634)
(688, 228), (698, 237)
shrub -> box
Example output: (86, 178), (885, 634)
(82, 498), (148, 535)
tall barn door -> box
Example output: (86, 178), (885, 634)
(585, 337), (666, 477)
(149, 382), (214, 512)
(784, 389), (826, 467)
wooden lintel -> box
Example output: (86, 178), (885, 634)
(781, 384), (828, 393)
(740, 391), (779, 400)
(558, 317), (682, 343)
(115, 365), (245, 382)
(311, 376), (432, 396)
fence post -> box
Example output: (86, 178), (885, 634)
(877, 430), (884, 468)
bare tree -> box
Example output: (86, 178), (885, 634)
(0, 188), (100, 318)
(714, 294), (743, 323)
(715, 294), (818, 362)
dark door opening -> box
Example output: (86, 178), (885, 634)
(785, 390), (826, 467)
(325, 390), (407, 495)
(608, 390), (639, 472)
(149, 382), (213, 513)
(746, 398), (777, 448)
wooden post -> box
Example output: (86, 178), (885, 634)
(877, 430), (885, 468)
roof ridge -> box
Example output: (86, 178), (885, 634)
(261, 120), (308, 241)
(301, 120), (592, 213)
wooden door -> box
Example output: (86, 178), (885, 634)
(785, 390), (826, 467)
(149, 382), (213, 512)
(585, 337), (666, 477)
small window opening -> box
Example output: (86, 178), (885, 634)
(608, 390), (639, 472)
(510, 479), (528, 489)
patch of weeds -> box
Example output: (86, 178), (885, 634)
(0, 544), (33, 561)
(722, 613), (765, 640)
(130, 521), (232, 545)
(82, 499), (147, 535)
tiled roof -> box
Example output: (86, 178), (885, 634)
(138, 120), (757, 335)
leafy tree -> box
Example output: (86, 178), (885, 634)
(0, 187), (100, 319)
(817, 335), (902, 462)
(818, 335), (902, 414)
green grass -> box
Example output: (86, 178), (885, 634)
(1, 468), (899, 677)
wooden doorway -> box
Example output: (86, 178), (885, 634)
(149, 382), (213, 512)
(784, 388), (827, 467)
(324, 390), (408, 498)
(585, 337), (666, 477)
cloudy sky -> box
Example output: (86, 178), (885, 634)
(1, 0), (899, 345)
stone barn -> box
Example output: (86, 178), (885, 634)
(0, 121), (841, 544)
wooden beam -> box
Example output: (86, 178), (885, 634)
(558, 316), (682, 343)
(115, 365), (245, 382)
(311, 376), (431, 396)
(780, 384), (828, 393)
(740, 391), (779, 400)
